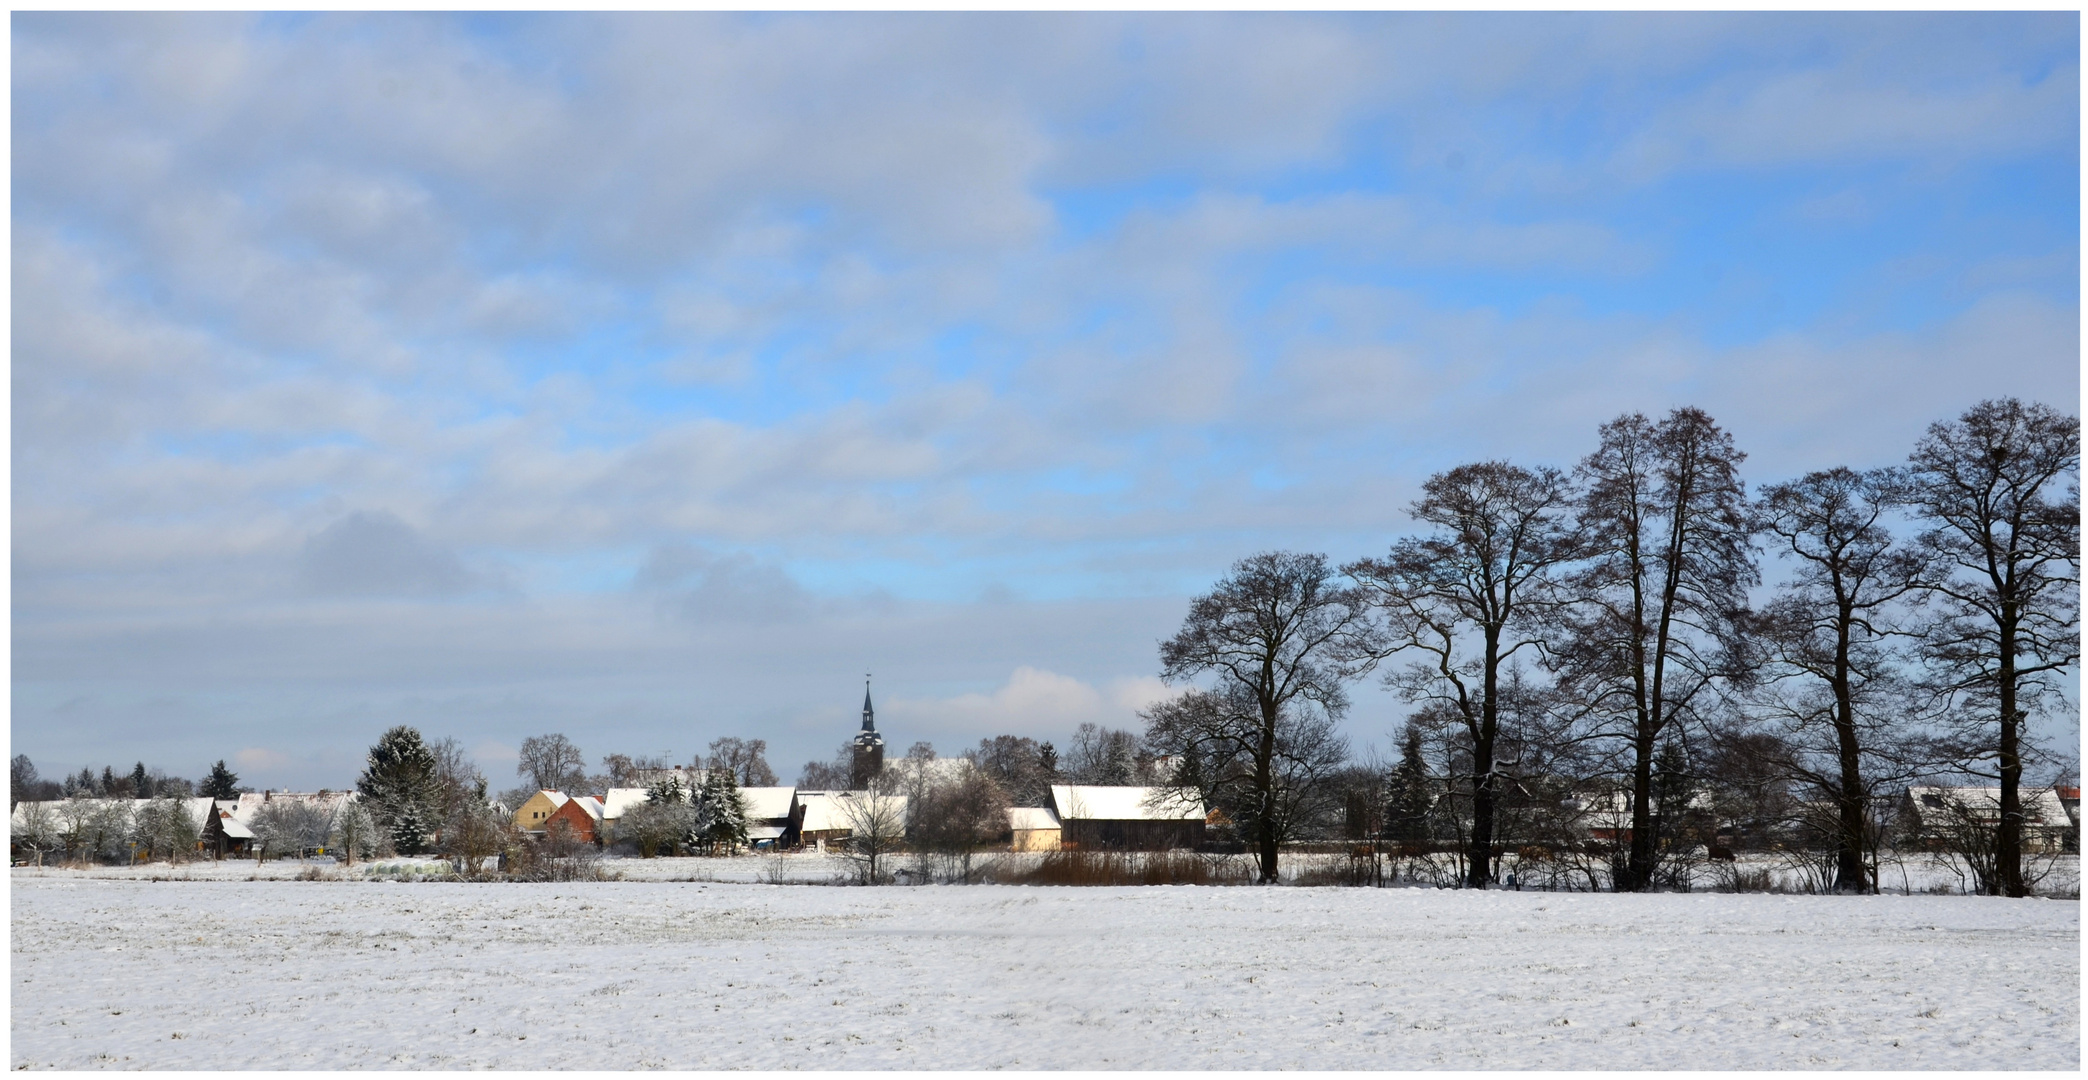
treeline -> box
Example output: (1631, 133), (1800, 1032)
(829, 399), (2077, 897)
(1135, 398), (2077, 896)
(8, 756), (227, 803)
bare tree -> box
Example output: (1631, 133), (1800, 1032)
(1159, 551), (1381, 883)
(130, 796), (201, 862)
(251, 799), (335, 861)
(706, 738), (779, 787)
(968, 735), (1053, 807)
(1906, 398), (2080, 898)
(911, 768), (1011, 883)
(1749, 466), (1929, 892)
(1552, 408), (1755, 891)
(836, 784), (909, 885)
(12, 800), (59, 865)
(331, 800), (381, 864)
(1064, 723), (1148, 785)
(798, 744), (856, 789)
(1349, 461), (1577, 887)
(515, 733), (588, 794)
(1142, 686), (1350, 871)
(601, 752), (672, 788)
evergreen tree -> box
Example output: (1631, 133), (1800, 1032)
(130, 762), (151, 799)
(356, 726), (442, 855)
(200, 760), (241, 800)
(689, 766), (749, 855)
(1385, 723), (1435, 846)
(101, 766), (119, 796)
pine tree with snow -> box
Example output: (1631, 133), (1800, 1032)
(645, 774), (687, 806)
(357, 726), (443, 855)
(689, 766), (748, 855)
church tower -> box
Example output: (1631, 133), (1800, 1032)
(850, 676), (885, 790)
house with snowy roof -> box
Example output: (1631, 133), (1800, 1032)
(739, 787), (797, 848)
(1900, 784), (2077, 854)
(785, 789), (909, 849)
(512, 790), (570, 836)
(1048, 785), (1204, 851)
(1008, 805), (1062, 851)
(542, 794), (604, 843)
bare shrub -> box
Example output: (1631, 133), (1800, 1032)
(508, 820), (614, 882)
(1004, 850), (1251, 886)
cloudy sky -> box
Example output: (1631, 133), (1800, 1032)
(12, 12), (2079, 791)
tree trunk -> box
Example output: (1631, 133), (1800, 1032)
(1831, 608), (1868, 893)
(1998, 616), (2024, 897)
(1255, 696), (1280, 884)
(1625, 731), (1656, 890)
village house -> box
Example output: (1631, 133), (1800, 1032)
(1899, 784), (2079, 854)
(511, 790), (570, 836)
(740, 787), (797, 848)
(541, 794), (604, 843)
(1008, 805), (1062, 852)
(1048, 785), (1205, 851)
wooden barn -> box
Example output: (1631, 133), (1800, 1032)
(1048, 785), (1204, 851)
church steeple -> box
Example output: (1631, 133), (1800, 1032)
(850, 674), (884, 789)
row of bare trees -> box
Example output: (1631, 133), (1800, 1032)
(1148, 399), (2078, 894)
(508, 733), (777, 809)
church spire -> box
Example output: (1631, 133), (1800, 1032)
(850, 674), (885, 789)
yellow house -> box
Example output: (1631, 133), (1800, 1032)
(1009, 806), (1061, 852)
(512, 790), (570, 836)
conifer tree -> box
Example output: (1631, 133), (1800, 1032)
(689, 766), (749, 855)
(201, 760), (241, 800)
(1385, 723), (1435, 846)
(356, 726), (442, 855)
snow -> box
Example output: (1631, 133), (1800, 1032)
(11, 870), (2076, 1069)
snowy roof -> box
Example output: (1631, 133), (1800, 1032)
(794, 790), (908, 833)
(1009, 806), (1061, 831)
(600, 789), (651, 819)
(223, 791), (356, 825)
(740, 787), (795, 822)
(562, 796), (604, 823)
(1049, 785), (1203, 822)
(218, 812), (256, 839)
(748, 824), (787, 841)
(1907, 786), (2068, 825)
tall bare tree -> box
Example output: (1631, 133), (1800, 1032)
(968, 735), (1053, 807)
(1159, 552), (1380, 882)
(1143, 685), (1350, 865)
(1349, 461), (1577, 887)
(706, 737), (779, 787)
(1906, 398), (2079, 898)
(1750, 466), (1928, 893)
(515, 733), (587, 794)
(1552, 408), (1755, 891)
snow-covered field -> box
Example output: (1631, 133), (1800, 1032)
(11, 872), (2077, 1069)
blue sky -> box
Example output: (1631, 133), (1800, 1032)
(11, 12), (2079, 791)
